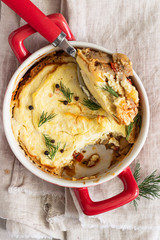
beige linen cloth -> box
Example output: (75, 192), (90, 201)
(0, 0), (160, 239)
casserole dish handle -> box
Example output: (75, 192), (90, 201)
(8, 13), (75, 63)
(74, 167), (139, 215)
(3, 0), (69, 44)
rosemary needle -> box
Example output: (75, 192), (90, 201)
(43, 134), (60, 160)
(82, 98), (101, 110)
(126, 122), (134, 141)
(59, 81), (73, 103)
(101, 84), (119, 98)
(126, 113), (141, 140)
(38, 111), (56, 127)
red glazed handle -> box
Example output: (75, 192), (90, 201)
(2, 0), (64, 43)
(8, 13), (75, 63)
(74, 167), (139, 215)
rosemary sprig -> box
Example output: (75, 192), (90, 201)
(59, 81), (73, 103)
(132, 162), (160, 210)
(134, 112), (142, 129)
(126, 122), (134, 140)
(126, 112), (141, 140)
(47, 144), (60, 160)
(43, 134), (55, 148)
(38, 111), (56, 127)
(101, 84), (119, 97)
(63, 142), (67, 150)
(43, 134), (60, 160)
(82, 98), (101, 110)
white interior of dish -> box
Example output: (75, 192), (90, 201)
(63, 145), (113, 179)
(3, 42), (150, 188)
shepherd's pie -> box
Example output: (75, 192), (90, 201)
(11, 50), (140, 177)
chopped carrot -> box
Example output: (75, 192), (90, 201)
(127, 77), (132, 84)
(73, 152), (84, 162)
(110, 62), (119, 72)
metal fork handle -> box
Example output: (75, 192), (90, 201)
(52, 32), (77, 58)
(53, 34), (98, 104)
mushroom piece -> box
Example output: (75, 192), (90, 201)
(112, 53), (133, 77)
(82, 154), (100, 167)
(119, 137), (132, 155)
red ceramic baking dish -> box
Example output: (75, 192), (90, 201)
(2, 0), (150, 215)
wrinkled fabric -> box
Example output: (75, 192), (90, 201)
(0, 0), (160, 239)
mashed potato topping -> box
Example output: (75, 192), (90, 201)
(11, 50), (140, 177)
(77, 48), (139, 126)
